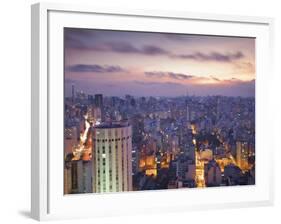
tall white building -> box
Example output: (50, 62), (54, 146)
(92, 122), (133, 193)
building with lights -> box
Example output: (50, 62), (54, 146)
(139, 154), (157, 176)
(92, 121), (133, 193)
(236, 141), (249, 170)
(95, 94), (104, 120)
(86, 105), (101, 125)
(64, 126), (78, 156)
(204, 159), (222, 187)
(224, 163), (243, 185)
(176, 156), (195, 181)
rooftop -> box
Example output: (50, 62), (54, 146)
(94, 121), (130, 129)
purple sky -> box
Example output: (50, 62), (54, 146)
(64, 28), (255, 97)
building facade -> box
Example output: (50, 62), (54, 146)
(64, 126), (78, 156)
(204, 160), (222, 187)
(64, 160), (92, 194)
(92, 122), (133, 193)
(236, 141), (249, 171)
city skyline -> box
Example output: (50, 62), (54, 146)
(65, 28), (255, 97)
(64, 28), (255, 194)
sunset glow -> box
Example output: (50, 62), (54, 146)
(65, 28), (255, 97)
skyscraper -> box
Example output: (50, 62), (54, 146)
(92, 121), (133, 193)
(86, 105), (101, 125)
(236, 141), (249, 171)
(64, 159), (93, 194)
(95, 94), (104, 120)
(204, 160), (222, 187)
(71, 84), (75, 103)
(95, 94), (103, 108)
(64, 126), (78, 156)
(88, 94), (94, 104)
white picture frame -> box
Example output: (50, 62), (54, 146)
(31, 2), (274, 221)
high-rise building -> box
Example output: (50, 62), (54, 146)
(92, 121), (132, 193)
(64, 161), (72, 194)
(236, 141), (249, 170)
(224, 163), (243, 185)
(71, 84), (75, 103)
(64, 160), (93, 194)
(176, 157), (188, 180)
(86, 106), (101, 125)
(64, 126), (78, 156)
(186, 105), (190, 122)
(88, 94), (94, 104)
(139, 154), (157, 176)
(76, 90), (87, 103)
(95, 94), (103, 108)
(176, 156), (195, 181)
(95, 94), (104, 120)
(204, 160), (222, 187)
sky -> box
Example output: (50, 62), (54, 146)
(64, 28), (255, 97)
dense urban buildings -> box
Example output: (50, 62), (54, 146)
(64, 93), (255, 193)
(63, 28), (255, 194)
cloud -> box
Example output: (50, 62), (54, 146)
(225, 78), (254, 85)
(209, 76), (220, 82)
(65, 30), (245, 63)
(134, 80), (184, 86)
(89, 41), (245, 63)
(171, 51), (244, 62)
(65, 28), (246, 64)
(142, 45), (169, 55)
(232, 61), (255, 75)
(93, 42), (169, 56)
(145, 71), (194, 80)
(144, 70), (254, 87)
(64, 28), (102, 50)
(65, 30), (169, 56)
(105, 42), (140, 53)
(66, 64), (125, 73)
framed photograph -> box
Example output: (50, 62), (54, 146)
(31, 2), (274, 221)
